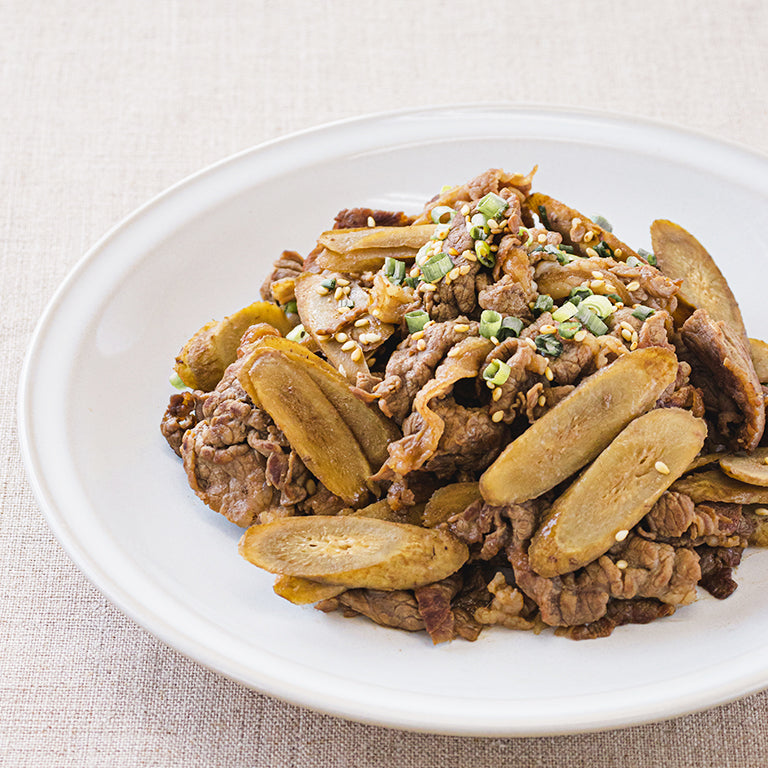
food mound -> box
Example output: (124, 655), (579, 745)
(161, 168), (768, 643)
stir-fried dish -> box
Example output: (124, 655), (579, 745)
(161, 168), (768, 642)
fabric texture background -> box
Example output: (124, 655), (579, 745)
(3, 1), (768, 765)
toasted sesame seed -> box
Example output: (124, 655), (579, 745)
(490, 245), (499, 252)
(411, 330), (424, 341)
(537, 233), (548, 244)
(424, 320), (436, 328)
(316, 333), (330, 341)
(447, 348), (461, 358)
(537, 395), (546, 407)
(437, 229), (449, 241)
(620, 321), (635, 332)
(341, 340), (356, 352)
(351, 347), (364, 362)
(367, 216), (376, 228)
(448, 267), (461, 281)
(422, 283), (437, 292)
(630, 340), (638, 351)
(591, 270), (604, 279)
(491, 410), (504, 423)
(590, 279), (605, 290)
(654, 460), (670, 475)
(490, 336), (499, 345)
(444, 276), (453, 286)
(315, 285), (330, 296)
(459, 264), (471, 276)
(371, 308), (382, 318)
(621, 328), (633, 342)
(615, 248), (624, 259)
(305, 479), (317, 496)
(486, 381), (495, 390)
(584, 231), (595, 243)
(574, 330), (588, 342)
(487, 219), (499, 229)
(335, 332), (348, 343)
(616, 302), (624, 308)
(367, 333), (382, 343)
(540, 324), (558, 335)
(545, 367), (554, 381)
(336, 278), (350, 286)
(448, 247), (458, 256)
(492, 387), (503, 401)
(763, 456), (768, 465)
(755, 507), (768, 516)
(417, 339), (427, 351)
(354, 317), (369, 327)
(626, 280), (640, 292)
(464, 252), (477, 262)
(524, 337), (537, 350)
(631, 330), (639, 343)
(338, 364), (346, 376)
(334, 287), (345, 301)
(454, 323), (470, 333)
(586, 247), (599, 259)
(615, 529), (629, 542)
(461, 204), (470, 216)
(616, 559), (628, 570)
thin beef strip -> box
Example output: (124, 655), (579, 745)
(414, 574), (463, 644)
(259, 250), (304, 302)
(559, 599), (676, 640)
(697, 545), (744, 599)
(316, 589), (425, 632)
(333, 208), (413, 229)
(161, 391), (200, 456)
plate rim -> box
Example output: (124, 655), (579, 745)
(17, 104), (768, 736)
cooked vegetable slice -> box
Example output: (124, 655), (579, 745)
(273, 575), (347, 605)
(746, 506), (768, 547)
(174, 301), (291, 390)
(650, 219), (747, 336)
(686, 452), (722, 471)
(528, 408), (706, 577)
(239, 516), (469, 590)
(749, 338), (768, 383)
(719, 448), (768, 487)
(318, 225), (437, 254)
(479, 347), (679, 505)
(671, 469), (768, 504)
(423, 482), (482, 527)
(240, 348), (371, 504)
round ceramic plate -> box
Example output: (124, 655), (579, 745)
(18, 106), (768, 736)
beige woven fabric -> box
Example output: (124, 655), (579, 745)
(4, 0), (768, 764)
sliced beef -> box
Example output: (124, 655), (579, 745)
(259, 250), (304, 302)
(478, 234), (536, 318)
(682, 309), (765, 450)
(697, 545), (744, 599)
(643, 491), (696, 538)
(161, 391), (200, 456)
(414, 574), (463, 644)
(333, 208), (413, 229)
(316, 589), (425, 632)
(473, 572), (537, 631)
(560, 599), (676, 640)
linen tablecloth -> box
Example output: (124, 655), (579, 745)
(4, 1), (768, 764)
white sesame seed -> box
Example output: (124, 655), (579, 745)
(626, 280), (640, 292)
(491, 410), (504, 423)
(486, 381), (495, 390)
(591, 270), (604, 279)
(448, 247), (458, 256)
(620, 321), (635, 332)
(448, 267), (461, 281)
(422, 283), (437, 292)
(367, 216), (376, 227)
(336, 278), (350, 286)
(490, 336), (499, 345)
(367, 333), (382, 343)
(621, 328), (633, 342)
(335, 332), (348, 343)
(630, 340), (638, 351)
(616, 559), (628, 570)
(545, 367), (554, 381)
(464, 252), (477, 262)
(334, 287), (344, 301)
(755, 507), (768, 516)
(315, 285), (330, 296)
(487, 219), (499, 229)
(409, 266), (420, 278)
(615, 529), (629, 542)
(316, 333), (330, 341)
(537, 395), (546, 407)
(586, 247), (599, 259)
(492, 387), (503, 402)
(354, 317), (369, 327)
(417, 339), (427, 351)
(338, 364), (346, 376)
(540, 324), (557, 335)
(351, 347), (364, 362)
(615, 248), (624, 259)
(341, 340), (356, 352)
(524, 337), (537, 350)
(537, 233), (548, 244)
(584, 231), (595, 243)
(461, 204), (470, 216)
(654, 460), (670, 475)
(574, 330), (587, 342)
(454, 323), (470, 333)
(447, 348), (461, 358)
(590, 279), (605, 290)
(411, 330), (424, 341)
(459, 264), (471, 275)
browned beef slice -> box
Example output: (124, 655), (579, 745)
(643, 491), (696, 538)
(333, 208), (413, 229)
(451, 563), (493, 641)
(608, 260), (679, 313)
(414, 574), (462, 644)
(561, 599), (676, 640)
(161, 391), (200, 456)
(697, 545), (743, 599)
(548, 337), (598, 384)
(373, 318), (477, 423)
(302, 484), (347, 516)
(477, 274), (532, 318)
(682, 309), (765, 451)
(316, 589), (425, 632)
(637, 310), (675, 351)
(259, 250), (304, 302)
(401, 399), (507, 478)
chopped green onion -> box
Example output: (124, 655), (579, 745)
(591, 214), (613, 232)
(556, 251), (574, 265)
(575, 305), (608, 336)
(169, 371), (186, 390)
(421, 252), (453, 282)
(432, 223), (451, 240)
(483, 359), (511, 386)
(580, 294), (614, 318)
(477, 192), (509, 220)
(560, 245), (576, 254)
(383, 256), (396, 276)
(469, 225), (488, 241)
(533, 294), (554, 315)
(415, 242), (431, 265)
(625, 255), (642, 268)
(569, 286), (593, 305)
(637, 248), (657, 266)
(518, 227), (534, 247)
(552, 301), (579, 322)
(498, 316), (524, 340)
(557, 320), (582, 339)
(535, 334), (563, 357)
(480, 309), (502, 339)
(431, 205), (456, 225)
(405, 309), (430, 333)
(594, 241), (614, 258)
(606, 293), (622, 303)
(538, 204), (551, 230)
(474, 240), (495, 268)
(338, 298), (355, 309)
(632, 305), (656, 321)
(286, 324), (308, 342)
(320, 277), (337, 291)
(403, 276), (418, 289)
(471, 212), (488, 228)
(384, 257), (406, 285)
(284, 300), (298, 315)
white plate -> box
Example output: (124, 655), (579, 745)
(18, 106), (768, 736)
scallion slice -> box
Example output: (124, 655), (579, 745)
(421, 252), (453, 283)
(625, 255), (642, 268)
(538, 204), (551, 229)
(403, 276), (418, 289)
(405, 310), (430, 334)
(432, 223), (451, 240)
(320, 277), (336, 291)
(482, 359), (512, 386)
(552, 301), (579, 322)
(518, 227), (534, 247)
(497, 316), (524, 340)
(569, 286), (593, 305)
(474, 239), (495, 268)
(479, 309), (502, 339)
(169, 371), (186, 390)
(469, 225), (488, 241)
(284, 300), (298, 315)
(591, 214), (613, 232)
(286, 324), (308, 342)
(477, 192), (509, 220)
(579, 294), (614, 318)
(533, 294), (554, 315)
(605, 293), (622, 303)
(383, 258), (406, 285)
(338, 298), (355, 309)
(637, 248), (657, 266)
(431, 205), (456, 225)
(535, 333), (563, 357)
(557, 320), (582, 339)
(594, 241), (614, 258)
(632, 305), (656, 321)
(575, 305), (608, 336)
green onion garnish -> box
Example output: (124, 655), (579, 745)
(594, 241), (614, 258)
(560, 245), (576, 254)
(403, 276), (418, 289)
(591, 214), (613, 232)
(320, 277), (337, 291)
(533, 294), (554, 315)
(432, 223), (451, 240)
(286, 324), (308, 342)
(284, 300), (298, 315)
(625, 255), (642, 268)
(474, 240), (495, 267)
(483, 359), (512, 386)
(518, 227), (534, 247)
(575, 306), (608, 336)
(383, 257), (406, 285)
(579, 294), (614, 318)
(469, 225), (488, 241)
(415, 242), (431, 266)
(606, 293), (622, 303)
(477, 192), (509, 220)
(497, 316), (524, 340)
(632, 305), (655, 321)
(405, 309), (430, 333)
(479, 309), (502, 339)
(338, 298), (355, 309)
(538, 204), (551, 229)
(556, 251), (574, 265)
(569, 286), (593, 305)
(557, 320), (582, 339)
(535, 334), (563, 357)
(552, 301), (579, 322)
(169, 371), (186, 390)
(431, 205), (456, 225)
(421, 252), (453, 283)
(637, 248), (657, 266)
